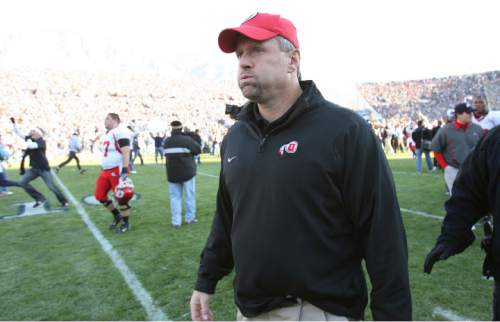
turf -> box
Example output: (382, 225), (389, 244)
(0, 154), (493, 320)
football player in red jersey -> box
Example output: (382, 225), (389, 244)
(94, 113), (133, 233)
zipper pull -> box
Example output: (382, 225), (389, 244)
(258, 135), (268, 153)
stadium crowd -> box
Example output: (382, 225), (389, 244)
(358, 70), (500, 122)
(359, 70), (500, 157)
(0, 70), (241, 160)
(1, 69), (499, 162)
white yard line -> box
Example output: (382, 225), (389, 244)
(198, 171), (218, 178)
(432, 306), (474, 321)
(400, 208), (444, 220)
(51, 171), (167, 321)
(392, 170), (437, 177)
(0, 210), (64, 221)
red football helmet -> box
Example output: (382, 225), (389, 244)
(114, 177), (134, 205)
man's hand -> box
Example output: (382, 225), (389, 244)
(423, 243), (455, 274)
(10, 117), (15, 124)
(190, 290), (213, 321)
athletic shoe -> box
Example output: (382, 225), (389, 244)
(186, 219), (198, 225)
(80, 169), (87, 174)
(114, 222), (130, 233)
(33, 200), (47, 208)
(61, 202), (69, 209)
(130, 170), (137, 174)
(109, 216), (123, 230)
(172, 224), (181, 229)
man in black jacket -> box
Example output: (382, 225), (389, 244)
(411, 120), (434, 174)
(189, 13), (411, 321)
(163, 121), (201, 228)
(10, 117), (68, 208)
(424, 125), (500, 320)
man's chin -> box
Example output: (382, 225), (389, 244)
(240, 87), (260, 102)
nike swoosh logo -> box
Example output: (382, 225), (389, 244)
(227, 156), (237, 163)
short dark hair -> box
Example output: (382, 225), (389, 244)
(107, 113), (121, 123)
(170, 120), (182, 128)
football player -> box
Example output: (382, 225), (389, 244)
(472, 95), (500, 132)
(94, 113), (134, 233)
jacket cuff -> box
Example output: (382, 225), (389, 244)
(195, 277), (217, 295)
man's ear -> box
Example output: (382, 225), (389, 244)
(287, 49), (301, 74)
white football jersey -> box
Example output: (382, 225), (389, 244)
(472, 110), (500, 131)
(100, 127), (131, 169)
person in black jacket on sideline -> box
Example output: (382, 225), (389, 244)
(424, 125), (500, 320)
(411, 120), (434, 174)
(163, 120), (201, 228)
(189, 13), (411, 321)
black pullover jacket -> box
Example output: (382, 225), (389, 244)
(23, 135), (50, 171)
(162, 130), (201, 183)
(195, 81), (412, 320)
(435, 125), (500, 278)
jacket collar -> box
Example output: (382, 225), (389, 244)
(237, 80), (324, 133)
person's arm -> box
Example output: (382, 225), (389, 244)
(191, 140), (234, 321)
(25, 139), (39, 149)
(116, 135), (130, 175)
(431, 127), (446, 166)
(340, 119), (411, 320)
(10, 118), (28, 140)
(187, 137), (202, 155)
(433, 151), (447, 169)
(424, 131), (493, 273)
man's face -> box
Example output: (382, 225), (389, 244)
(456, 111), (472, 124)
(472, 97), (486, 114)
(30, 130), (41, 140)
(235, 37), (292, 103)
(104, 115), (117, 130)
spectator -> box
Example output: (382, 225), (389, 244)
(412, 120), (434, 174)
(162, 120), (201, 228)
(431, 103), (483, 195)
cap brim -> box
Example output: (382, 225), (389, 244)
(218, 25), (278, 53)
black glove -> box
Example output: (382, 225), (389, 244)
(423, 243), (455, 274)
(10, 117), (15, 124)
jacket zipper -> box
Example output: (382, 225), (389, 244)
(258, 135), (269, 153)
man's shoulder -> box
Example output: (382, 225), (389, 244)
(470, 123), (484, 132)
(109, 127), (127, 137)
(314, 100), (369, 128)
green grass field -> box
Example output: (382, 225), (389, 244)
(0, 154), (492, 320)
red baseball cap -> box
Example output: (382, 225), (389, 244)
(218, 13), (299, 53)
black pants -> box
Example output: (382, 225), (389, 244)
(132, 147), (144, 165)
(18, 168), (67, 205)
(58, 151), (81, 170)
(0, 172), (19, 188)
